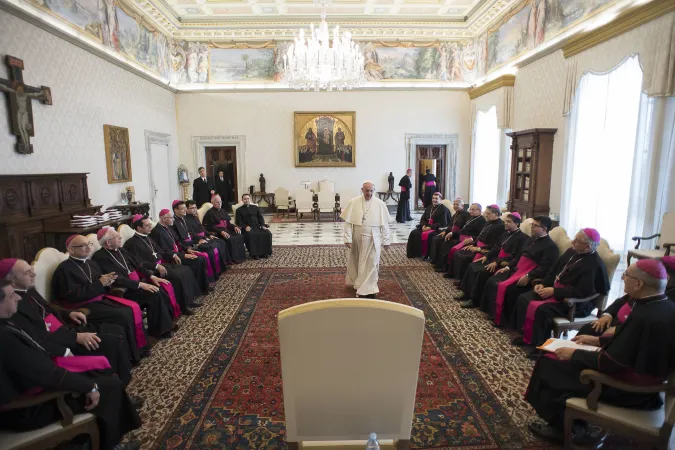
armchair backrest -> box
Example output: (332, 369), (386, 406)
(658, 212), (675, 248)
(275, 188), (290, 207)
(278, 299), (425, 444)
(317, 190), (334, 209)
(231, 202), (258, 226)
(549, 227), (572, 257)
(32, 248), (69, 301)
(441, 199), (453, 215)
(117, 224), (135, 246)
(295, 190), (313, 209)
(198, 202), (213, 223)
(662, 371), (675, 436)
(318, 179), (335, 192)
(520, 218), (534, 237)
(86, 233), (101, 253)
(597, 238), (621, 286)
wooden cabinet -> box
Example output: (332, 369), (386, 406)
(0, 173), (94, 262)
(506, 129), (556, 220)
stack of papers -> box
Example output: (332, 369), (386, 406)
(93, 213), (110, 223)
(105, 208), (123, 219)
(70, 216), (97, 227)
(537, 338), (601, 353)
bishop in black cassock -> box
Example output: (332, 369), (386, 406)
(150, 209), (211, 293)
(407, 193), (450, 259)
(448, 205), (505, 280)
(525, 260), (675, 443)
(395, 170), (413, 223)
(435, 204), (486, 273)
(420, 169), (437, 207)
(457, 213), (529, 309)
(93, 228), (179, 334)
(172, 200), (228, 274)
(52, 235), (149, 363)
(0, 283), (141, 450)
(429, 199), (470, 266)
(511, 228), (610, 348)
(234, 195), (273, 259)
(201, 195), (247, 262)
(480, 216), (560, 326)
(123, 215), (204, 311)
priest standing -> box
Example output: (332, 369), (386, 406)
(193, 166), (215, 208)
(342, 182), (391, 299)
(235, 193), (273, 259)
(395, 169), (413, 223)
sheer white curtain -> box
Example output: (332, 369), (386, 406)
(561, 55), (644, 251)
(470, 106), (501, 207)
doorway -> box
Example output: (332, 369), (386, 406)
(205, 146), (238, 208)
(415, 145), (445, 210)
(145, 131), (173, 218)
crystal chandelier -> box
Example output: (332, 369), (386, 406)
(283, 1), (365, 91)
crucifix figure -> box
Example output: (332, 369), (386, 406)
(0, 55), (52, 154)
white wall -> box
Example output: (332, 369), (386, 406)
(0, 10), (179, 209)
(175, 91), (471, 203)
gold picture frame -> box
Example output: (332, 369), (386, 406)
(294, 111), (356, 167)
(103, 124), (133, 184)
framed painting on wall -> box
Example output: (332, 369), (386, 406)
(103, 125), (133, 183)
(294, 111), (356, 167)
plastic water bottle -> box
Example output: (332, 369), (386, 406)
(366, 433), (380, 449)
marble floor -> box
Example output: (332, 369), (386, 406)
(266, 211), (423, 246)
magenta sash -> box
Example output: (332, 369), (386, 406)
(421, 219), (435, 256)
(494, 256), (539, 325)
(425, 181), (435, 186)
(498, 249), (511, 259)
(617, 302), (633, 324)
(522, 281), (566, 344)
(194, 251), (214, 277)
(400, 187), (407, 192)
(71, 294), (147, 349)
(212, 248), (221, 273)
(172, 242), (179, 252)
(448, 234), (471, 263)
(54, 355), (111, 372)
(129, 270), (181, 319)
(218, 220), (229, 229)
(44, 313), (64, 333)
(451, 225), (461, 233)
(471, 240), (487, 262)
(196, 232), (206, 237)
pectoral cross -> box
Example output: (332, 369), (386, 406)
(0, 56), (52, 154)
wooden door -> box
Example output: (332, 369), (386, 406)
(205, 146), (237, 204)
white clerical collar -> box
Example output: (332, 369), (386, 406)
(69, 256), (88, 262)
(135, 232), (148, 237)
(13, 288), (27, 294)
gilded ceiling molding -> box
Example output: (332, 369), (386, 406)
(117, 0), (158, 33)
(467, 75), (515, 99)
(375, 40), (444, 48)
(209, 40), (277, 49)
(562, 0), (675, 58)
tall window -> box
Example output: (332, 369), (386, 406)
(471, 106), (501, 207)
(562, 55), (644, 251)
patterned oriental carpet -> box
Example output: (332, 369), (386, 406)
(125, 245), (559, 450)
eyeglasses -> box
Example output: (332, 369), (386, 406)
(621, 271), (638, 281)
(532, 224), (544, 229)
(71, 242), (94, 249)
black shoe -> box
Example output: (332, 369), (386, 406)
(454, 293), (468, 301)
(528, 421), (563, 443)
(261, 254), (270, 259)
(443, 273), (453, 279)
(357, 293), (376, 299)
(140, 348), (152, 358)
(512, 336), (526, 346)
(527, 351), (541, 360)
(182, 307), (196, 316)
(160, 330), (176, 339)
(129, 394), (145, 410)
(252, 256), (259, 260)
(452, 281), (461, 287)
(434, 268), (444, 272)
(189, 300), (204, 308)
(422, 256), (430, 261)
(460, 300), (478, 308)
(114, 441), (142, 450)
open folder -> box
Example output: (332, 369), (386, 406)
(537, 338), (601, 353)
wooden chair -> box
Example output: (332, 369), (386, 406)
(627, 212), (675, 265)
(317, 189), (336, 221)
(278, 299), (424, 450)
(564, 369), (675, 450)
(295, 190), (315, 221)
(318, 179), (335, 192)
(117, 224), (135, 246)
(0, 391), (99, 450)
(274, 188), (290, 218)
(552, 238), (621, 337)
(31, 248), (68, 301)
(197, 202), (213, 223)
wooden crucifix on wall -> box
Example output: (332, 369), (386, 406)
(0, 55), (52, 154)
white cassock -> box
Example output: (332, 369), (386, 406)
(341, 195), (391, 296)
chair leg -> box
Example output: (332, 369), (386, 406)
(287, 442), (300, 450)
(553, 328), (563, 338)
(563, 411), (574, 449)
(397, 439), (410, 450)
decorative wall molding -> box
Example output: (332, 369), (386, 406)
(562, 0), (675, 58)
(405, 133), (459, 206)
(468, 75), (515, 99)
(191, 135), (247, 199)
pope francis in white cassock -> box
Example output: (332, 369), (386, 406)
(341, 182), (391, 298)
